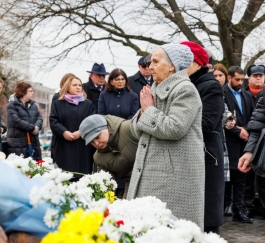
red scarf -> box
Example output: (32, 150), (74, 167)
(248, 84), (262, 97)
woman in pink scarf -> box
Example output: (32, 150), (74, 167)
(50, 75), (96, 180)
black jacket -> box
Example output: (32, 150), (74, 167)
(50, 99), (96, 175)
(0, 109), (7, 152)
(190, 67), (224, 227)
(128, 71), (153, 101)
(223, 84), (255, 169)
(83, 79), (104, 113)
(244, 94), (265, 153)
(98, 87), (139, 120)
(6, 95), (42, 160)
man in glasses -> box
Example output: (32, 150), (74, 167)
(83, 63), (109, 112)
(128, 56), (153, 101)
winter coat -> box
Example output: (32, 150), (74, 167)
(190, 67), (224, 227)
(127, 70), (205, 231)
(50, 99), (96, 176)
(94, 115), (138, 176)
(244, 95), (265, 153)
(6, 95), (42, 160)
(0, 108), (7, 152)
(223, 84), (255, 169)
(83, 79), (105, 112)
(98, 87), (139, 120)
(128, 71), (153, 102)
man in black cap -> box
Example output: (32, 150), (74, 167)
(245, 64), (265, 104)
(83, 63), (109, 112)
(128, 56), (153, 101)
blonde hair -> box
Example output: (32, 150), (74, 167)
(59, 76), (87, 100)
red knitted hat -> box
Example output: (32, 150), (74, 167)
(180, 41), (209, 67)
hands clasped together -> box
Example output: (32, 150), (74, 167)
(140, 85), (154, 114)
(63, 130), (81, 141)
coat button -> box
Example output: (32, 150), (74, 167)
(141, 143), (146, 148)
(151, 119), (156, 125)
(117, 105), (120, 107)
(166, 87), (170, 91)
(138, 168), (141, 172)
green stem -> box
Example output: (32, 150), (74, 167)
(62, 170), (87, 176)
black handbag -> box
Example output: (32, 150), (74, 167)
(249, 93), (265, 177)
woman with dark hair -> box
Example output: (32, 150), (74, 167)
(6, 81), (42, 160)
(50, 75), (96, 178)
(98, 68), (139, 120)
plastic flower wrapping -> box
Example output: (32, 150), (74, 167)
(0, 157), (228, 243)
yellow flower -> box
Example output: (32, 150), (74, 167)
(104, 191), (115, 203)
(42, 208), (105, 243)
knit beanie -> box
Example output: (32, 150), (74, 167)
(160, 44), (194, 72)
(180, 41), (209, 67)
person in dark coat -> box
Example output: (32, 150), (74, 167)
(238, 92), (265, 219)
(50, 73), (75, 160)
(242, 64), (265, 218)
(50, 75), (96, 178)
(98, 68), (139, 120)
(6, 81), (42, 160)
(0, 78), (7, 152)
(82, 63), (109, 112)
(223, 66), (255, 223)
(128, 56), (153, 101)
(214, 63), (236, 217)
(182, 41), (224, 234)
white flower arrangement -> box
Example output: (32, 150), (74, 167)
(1, 153), (54, 177)
(29, 168), (117, 228)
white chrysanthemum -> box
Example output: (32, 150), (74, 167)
(135, 226), (193, 243)
(100, 219), (121, 242)
(87, 198), (109, 213)
(54, 171), (73, 184)
(29, 186), (43, 207)
(108, 196), (176, 236)
(202, 232), (228, 243)
(0, 152), (6, 160)
(44, 208), (59, 228)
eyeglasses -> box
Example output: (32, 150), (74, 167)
(141, 64), (150, 69)
(114, 78), (126, 82)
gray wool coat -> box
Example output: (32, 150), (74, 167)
(127, 70), (205, 230)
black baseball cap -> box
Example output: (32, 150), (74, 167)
(247, 65), (265, 77)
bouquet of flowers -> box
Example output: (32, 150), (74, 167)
(1, 153), (54, 178)
(41, 196), (228, 243)
(29, 169), (117, 228)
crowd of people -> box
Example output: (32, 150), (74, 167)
(1, 41), (265, 234)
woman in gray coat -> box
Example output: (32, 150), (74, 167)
(127, 44), (205, 230)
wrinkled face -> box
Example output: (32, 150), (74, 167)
(110, 74), (126, 89)
(248, 74), (264, 89)
(90, 128), (109, 149)
(214, 69), (226, 86)
(228, 72), (244, 91)
(90, 73), (106, 86)
(24, 87), (34, 101)
(149, 49), (174, 84)
(68, 78), (83, 95)
(139, 64), (152, 78)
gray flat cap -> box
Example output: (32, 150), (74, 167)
(79, 114), (108, 145)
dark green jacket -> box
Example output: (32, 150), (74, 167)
(93, 115), (138, 176)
